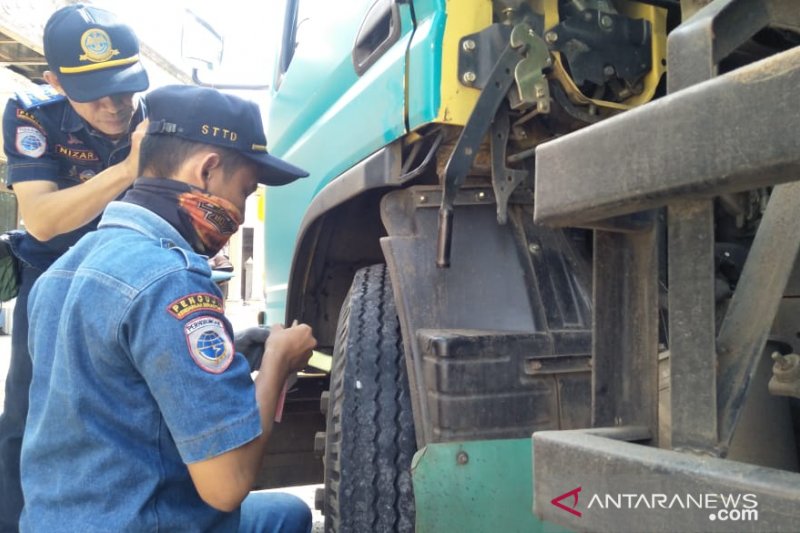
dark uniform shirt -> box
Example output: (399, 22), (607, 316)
(2, 85), (144, 269)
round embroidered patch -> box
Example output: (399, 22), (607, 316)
(79, 169), (96, 181)
(184, 316), (234, 374)
(16, 126), (46, 158)
(80, 28), (117, 62)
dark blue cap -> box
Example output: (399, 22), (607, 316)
(145, 85), (308, 186)
(43, 4), (149, 103)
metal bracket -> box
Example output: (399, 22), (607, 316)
(458, 24), (512, 90)
(438, 21), (548, 268)
(437, 38), (522, 268)
(509, 23), (552, 113)
(490, 106), (526, 224)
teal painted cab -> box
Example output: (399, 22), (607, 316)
(265, 0), (419, 323)
(405, 0), (446, 130)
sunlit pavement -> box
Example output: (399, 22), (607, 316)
(0, 300), (323, 530)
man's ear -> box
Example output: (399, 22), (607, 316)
(42, 71), (66, 95)
(198, 152), (223, 187)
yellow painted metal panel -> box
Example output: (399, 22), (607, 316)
(434, 0), (492, 125)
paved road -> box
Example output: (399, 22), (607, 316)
(0, 300), (324, 530)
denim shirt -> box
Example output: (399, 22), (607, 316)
(22, 201), (262, 532)
(2, 87), (144, 269)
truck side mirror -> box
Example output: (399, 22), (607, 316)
(181, 9), (224, 81)
(181, 9), (270, 90)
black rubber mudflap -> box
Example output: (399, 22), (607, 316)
(322, 264), (416, 533)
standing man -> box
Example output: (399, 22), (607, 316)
(0, 5), (148, 529)
(22, 85), (316, 532)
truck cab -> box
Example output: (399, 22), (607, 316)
(264, 1), (800, 531)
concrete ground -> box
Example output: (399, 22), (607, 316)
(0, 298), (323, 531)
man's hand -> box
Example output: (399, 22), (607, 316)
(120, 118), (148, 182)
(261, 322), (316, 379)
(11, 118), (150, 241)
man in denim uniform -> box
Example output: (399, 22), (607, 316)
(0, 5), (148, 528)
(22, 85), (316, 532)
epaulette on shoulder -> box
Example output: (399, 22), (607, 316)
(185, 250), (213, 277)
(161, 239), (210, 276)
(15, 85), (64, 111)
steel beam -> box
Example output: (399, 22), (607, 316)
(716, 181), (800, 452)
(663, 0), (741, 457)
(667, 201), (718, 453)
(533, 45), (800, 228)
(670, 0), (771, 90)
(592, 227), (658, 433)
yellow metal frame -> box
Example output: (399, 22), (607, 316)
(434, 0), (492, 125)
(433, 0), (667, 124)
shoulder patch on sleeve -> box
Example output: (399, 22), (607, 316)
(15, 85), (64, 110)
(15, 108), (43, 128)
(15, 126), (46, 158)
(184, 316), (234, 374)
(167, 292), (224, 320)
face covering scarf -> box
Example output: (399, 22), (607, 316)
(123, 178), (243, 256)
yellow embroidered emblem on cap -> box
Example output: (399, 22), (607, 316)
(79, 28), (120, 62)
(251, 144), (268, 152)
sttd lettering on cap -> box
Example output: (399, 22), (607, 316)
(201, 124), (238, 142)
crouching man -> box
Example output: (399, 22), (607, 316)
(21, 85), (316, 532)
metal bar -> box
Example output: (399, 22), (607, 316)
(581, 425), (652, 441)
(533, 428), (800, 532)
(569, 212), (659, 234)
(767, 1), (800, 32)
(437, 43), (521, 267)
(533, 45), (800, 227)
(490, 105), (526, 224)
(670, 0), (770, 91)
(0, 61), (47, 66)
(679, 0), (713, 19)
(664, 0), (780, 456)
(667, 201), (718, 453)
(592, 227), (658, 434)
(716, 181), (800, 452)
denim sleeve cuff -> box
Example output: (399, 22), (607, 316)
(176, 406), (263, 464)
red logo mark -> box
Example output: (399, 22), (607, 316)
(551, 487), (582, 517)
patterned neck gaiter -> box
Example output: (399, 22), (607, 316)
(123, 178), (243, 256)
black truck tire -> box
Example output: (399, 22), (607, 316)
(322, 264), (416, 533)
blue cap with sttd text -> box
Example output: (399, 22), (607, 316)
(145, 85), (309, 186)
(43, 4), (149, 103)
